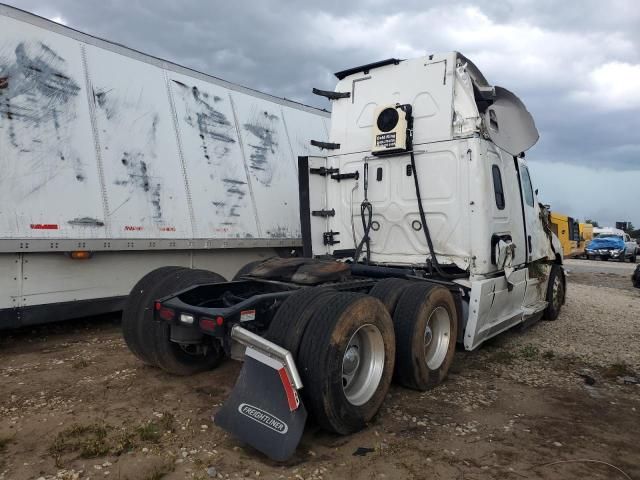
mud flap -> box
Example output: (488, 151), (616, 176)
(215, 340), (307, 461)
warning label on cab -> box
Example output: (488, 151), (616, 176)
(376, 132), (397, 148)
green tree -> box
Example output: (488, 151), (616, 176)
(584, 219), (600, 228)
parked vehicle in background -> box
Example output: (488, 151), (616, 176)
(579, 222), (594, 251)
(0, 4), (329, 329)
(550, 213), (582, 257)
(586, 227), (638, 262)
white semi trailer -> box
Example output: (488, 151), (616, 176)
(0, 4), (329, 328)
(124, 53), (566, 460)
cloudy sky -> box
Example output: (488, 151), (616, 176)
(6, 0), (640, 227)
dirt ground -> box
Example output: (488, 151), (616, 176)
(1, 263), (639, 480)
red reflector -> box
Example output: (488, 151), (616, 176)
(158, 307), (175, 321)
(154, 302), (161, 311)
(278, 367), (300, 411)
(30, 223), (59, 230)
(199, 318), (217, 331)
(216, 316), (224, 326)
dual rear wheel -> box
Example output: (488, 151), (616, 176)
(122, 267), (227, 376)
(273, 279), (458, 435)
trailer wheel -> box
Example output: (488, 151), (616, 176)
(393, 283), (458, 391)
(297, 293), (395, 435)
(151, 269), (227, 375)
(265, 286), (336, 359)
(122, 266), (184, 365)
(368, 278), (411, 316)
(543, 264), (565, 321)
(232, 260), (264, 280)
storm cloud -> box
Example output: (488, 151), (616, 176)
(5, 0), (640, 226)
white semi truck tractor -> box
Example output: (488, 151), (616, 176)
(123, 53), (565, 460)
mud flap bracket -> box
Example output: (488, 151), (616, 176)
(214, 327), (307, 461)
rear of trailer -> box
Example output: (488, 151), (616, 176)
(0, 4), (329, 328)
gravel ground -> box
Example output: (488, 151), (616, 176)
(1, 265), (639, 480)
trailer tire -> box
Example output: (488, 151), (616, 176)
(297, 292), (395, 435)
(232, 260), (264, 280)
(393, 283), (458, 391)
(122, 266), (184, 365)
(265, 286), (336, 360)
(369, 278), (411, 316)
(543, 264), (565, 321)
(151, 269), (227, 375)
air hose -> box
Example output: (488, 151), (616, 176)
(409, 150), (467, 279)
(354, 162), (372, 264)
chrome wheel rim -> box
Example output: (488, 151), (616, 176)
(424, 307), (451, 370)
(342, 324), (385, 406)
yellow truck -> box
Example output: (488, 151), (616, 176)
(579, 223), (594, 249)
(550, 213), (591, 257)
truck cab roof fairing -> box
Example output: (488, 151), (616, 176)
(456, 53), (539, 156)
(483, 86), (539, 156)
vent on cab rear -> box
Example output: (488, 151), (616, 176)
(371, 104), (412, 156)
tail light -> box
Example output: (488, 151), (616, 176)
(157, 306), (176, 321)
(200, 316), (224, 332)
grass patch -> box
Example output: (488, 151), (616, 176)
(111, 429), (137, 455)
(520, 344), (539, 360)
(490, 349), (516, 365)
(49, 413), (176, 466)
(137, 412), (175, 443)
(49, 423), (110, 459)
(542, 349), (555, 360)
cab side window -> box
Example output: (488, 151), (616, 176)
(491, 165), (505, 210)
(520, 166), (534, 207)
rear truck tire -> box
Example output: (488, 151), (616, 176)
(619, 253), (626, 263)
(122, 266), (184, 365)
(264, 286), (336, 360)
(232, 260), (265, 280)
(393, 283), (458, 391)
(151, 269), (227, 375)
(633, 265), (640, 288)
(543, 264), (565, 321)
(368, 278), (411, 316)
(630, 250), (637, 263)
(297, 292), (395, 435)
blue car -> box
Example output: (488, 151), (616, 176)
(586, 233), (638, 262)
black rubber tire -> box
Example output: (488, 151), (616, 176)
(393, 283), (458, 391)
(297, 292), (395, 435)
(631, 251), (637, 264)
(619, 254), (626, 263)
(543, 264), (565, 321)
(633, 265), (640, 288)
(368, 278), (411, 316)
(122, 266), (184, 365)
(232, 260), (265, 280)
(264, 286), (336, 360)
(151, 269), (227, 375)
